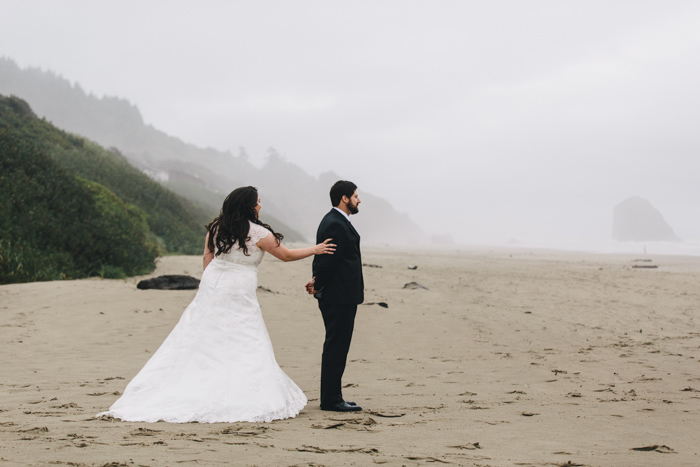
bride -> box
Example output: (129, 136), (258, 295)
(98, 186), (335, 423)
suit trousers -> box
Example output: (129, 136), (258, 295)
(318, 302), (357, 407)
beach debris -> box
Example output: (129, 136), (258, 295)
(257, 285), (277, 294)
(329, 416), (377, 427)
(19, 426), (49, 433)
(631, 445), (676, 453)
(403, 282), (429, 290)
(448, 442), (480, 450)
(130, 427), (162, 436)
(407, 265), (418, 270)
(632, 259), (653, 262)
(312, 422), (345, 429)
(366, 410), (405, 418)
(290, 445), (378, 454)
(137, 275), (200, 290)
(54, 402), (79, 408)
(681, 387), (699, 392)
(220, 425), (271, 437)
(521, 412), (539, 417)
(95, 414), (115, 421)
(405, 456), (450, 463)
(363, 301), (388, 308)
(362, 263), (383, 268)
(632, 264), (658, 269)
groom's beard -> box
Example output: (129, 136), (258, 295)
(347, 201), (359, 214)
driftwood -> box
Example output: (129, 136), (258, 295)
(403, 282), (429, 290)
(363, 302), (389, 308)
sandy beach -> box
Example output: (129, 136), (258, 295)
(2, 247), (699, 466)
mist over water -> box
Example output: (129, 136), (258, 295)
(2, 1), (699, 252)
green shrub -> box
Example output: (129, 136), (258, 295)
(0, 94), (205, 255)
(0, 126), (157, 283)
(97, 264), (127, 280)
(0, 238), (75, 283)
(0, 95), (208, 284)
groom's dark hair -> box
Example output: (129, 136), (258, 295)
(330, 180), (357, 207)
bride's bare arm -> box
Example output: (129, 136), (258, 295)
(203, 232), (215, 270)
(257, 234), (335, 262)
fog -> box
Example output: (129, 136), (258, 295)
(3, 0), (700, 249)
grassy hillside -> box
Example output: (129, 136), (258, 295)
(0, 95), (207, 284)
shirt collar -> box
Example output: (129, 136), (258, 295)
(333, 206), (350, 221)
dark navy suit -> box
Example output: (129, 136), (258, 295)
(312, 208), (364, 407)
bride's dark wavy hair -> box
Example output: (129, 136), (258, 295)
(206, 186), (283, 257)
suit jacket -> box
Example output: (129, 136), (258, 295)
(312, 209), (364, 305)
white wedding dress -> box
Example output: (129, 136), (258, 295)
(98, 222), (307, 423)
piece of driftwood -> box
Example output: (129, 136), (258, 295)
(363, 302), (389, 308)
(137, 275), (200, 290)
(632, 265), (658, 269)
(403, 282), (429, 290)
(630, 445), (675, 453)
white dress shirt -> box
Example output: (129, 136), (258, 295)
(333, 206), (350, 221)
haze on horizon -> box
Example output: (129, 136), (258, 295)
(3, 0), (699, 247)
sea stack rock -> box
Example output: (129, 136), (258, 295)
(612, 197), (680, 242)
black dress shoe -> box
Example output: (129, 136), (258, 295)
(346, 401), (357, 406)
(321, 401), (362, 412)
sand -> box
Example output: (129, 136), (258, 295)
(1, 247), (699, 466)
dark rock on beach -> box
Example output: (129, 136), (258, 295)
(137, 275), (200, 290)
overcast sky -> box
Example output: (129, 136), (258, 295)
(3, 0), (699, 246)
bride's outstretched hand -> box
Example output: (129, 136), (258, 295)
(314, 238), (336, 255)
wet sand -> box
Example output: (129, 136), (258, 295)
(1, 247), (699, 466)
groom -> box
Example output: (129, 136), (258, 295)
(305, 180), (364, 412)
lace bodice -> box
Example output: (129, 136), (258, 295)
(217, 222), (271, 267)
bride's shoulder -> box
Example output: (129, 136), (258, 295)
(248, 221), (271, 244)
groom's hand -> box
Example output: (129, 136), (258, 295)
(305, 277), (317, 295)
